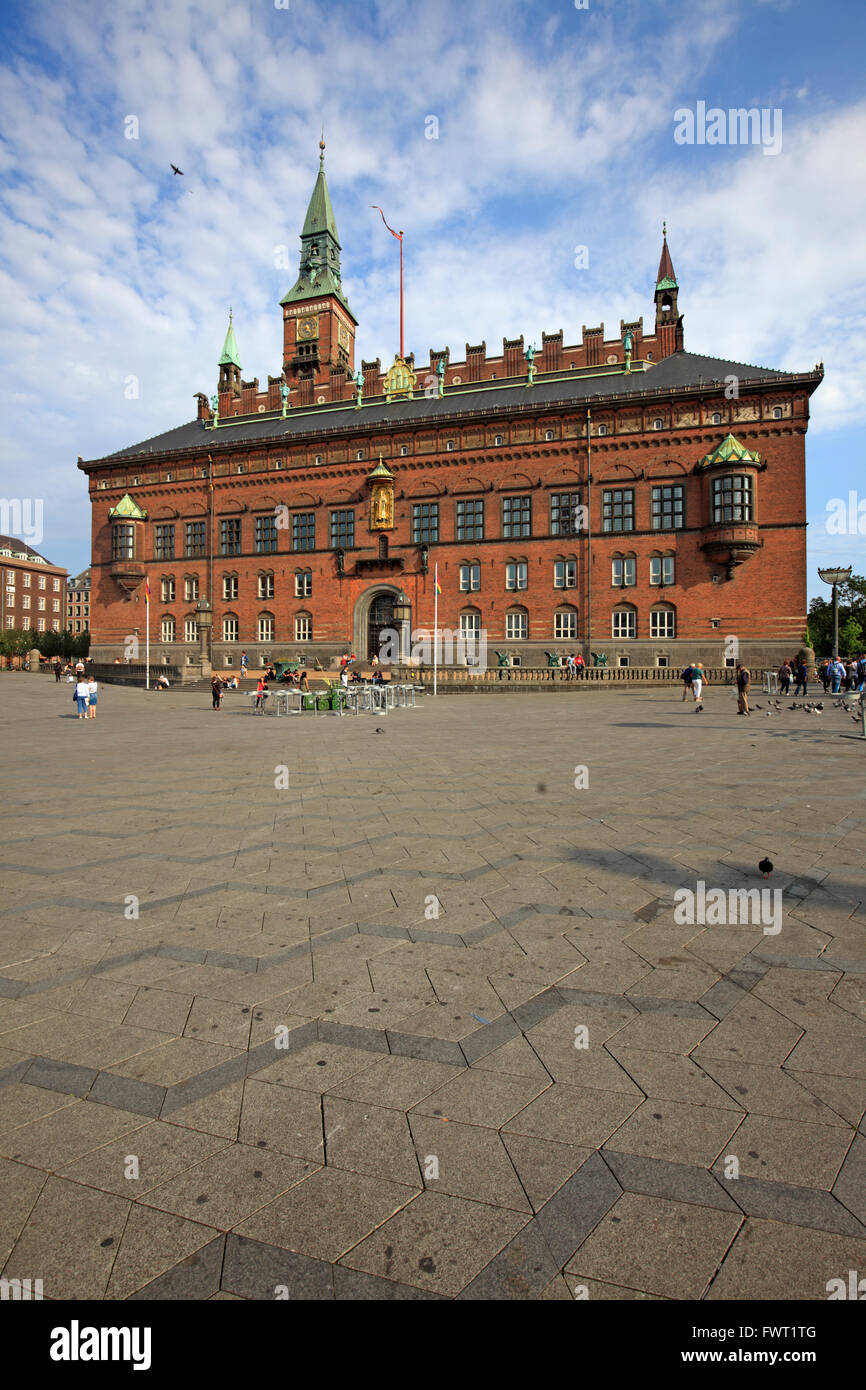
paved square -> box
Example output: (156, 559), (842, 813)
(1, 678), (865, 1299)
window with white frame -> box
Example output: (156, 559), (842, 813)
(38, 575), (46, 589)
(22, 594), (30, 609)
(222, 574), (239, 600)
(258, 572), (274, 599)
(506, 561), (527, 591)
(52, 578), (60, 592)
(650, 606), (676, 639)
(612, 607), (636, 639)
(459, 609), (481, 641)
(554, 608), (577, 639)
(160, 616), (176, 641)
(22, 573), (30, 587)
(222, 615), (239, 642)
(161, 577), (175, 602)
(294, 614), (312, 641)
(554, 559), (577, 589)
(184, 576), (199, 601)
(650, 555), (675, 586)
(459, 562), (481, 592)
(258, 614), (275, 642)
(295, 570), (312, 598)
(612, 555), (636, 587)
(184, 617), (198, 642)
(505, 609), (528, 640)
(653, 418), (664, 430)
(712, 474), (753, 523)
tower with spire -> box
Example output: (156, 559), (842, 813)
(654, 222), (683, 355)
(218, 309), (242, 396)
(280, 138), (358, 387)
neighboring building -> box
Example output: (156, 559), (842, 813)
(0, 537), (67, 636)
(79, 145), (822, 672)
(66, 569), (91, 634)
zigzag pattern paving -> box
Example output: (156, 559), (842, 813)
(1, 680), (865, 1299)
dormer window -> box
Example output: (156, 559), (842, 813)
(314, 454), (323, 465)
(653, 418), (663, 431)
(166, 471), (173, 481)
(494, 435), (503, 446)
(712, 413), (721, 425)
(446, 440), (455, 451)
(597, 424), (608, 437)
(356, 450), (365, 461)
(400, 446), (409, 456)
(773, 406), (783, 419)
(544, 430), (554, 441)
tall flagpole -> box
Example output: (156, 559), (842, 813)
(145, 575), (150, 690)
(433, 563), (439, 697)
(371, 206), (404, 359)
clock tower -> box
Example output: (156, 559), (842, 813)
(280, 140), (357, 386)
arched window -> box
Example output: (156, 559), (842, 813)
(649, 553), (675, 586)
(611, 553), (636, 587)
(554, 605), (578, 640)
(554, 557), (577, 589)
(612, 604), (636, 639)
(459, 561), (481, 592)
(459, 607), (482, 640)
(258, 612), (275, 642)
(773, 406), (783, 419)
(294, 612), (312, 641)
(505, 606), (528, 640)
(650, 604), (676, 639)
(222, 613), (239, 642)
(294, 569), (312, 598)
(160, 576), (175, 602)
(222, 572), (239, 601)
(160, 615), (175, 642)
(258, 571), (274, 599)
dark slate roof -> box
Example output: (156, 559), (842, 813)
(94, 351), (820, 464)
(0, 535), (55, 564)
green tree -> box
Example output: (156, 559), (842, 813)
(808, 573), (866, 656)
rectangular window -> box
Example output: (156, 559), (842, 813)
(258, 615), (274, 642)
(38, 598), (45, 611)
(459, 563), (481, 592)
(555, 610), (577, 639)
(155, 524), (175, 559)
(294, 615), (312, 641)
(651, 485), (684, 530)
(459, 611), (481, 640)
(184, 576), (199, 602)
(38, 575), (46, 589)
(4, 616), (13, 628)
(112, 524), (135, 560)
(612, 557), (636, 587)
(329, 510), (355, 549)
(161, 578), (175, 602)
(52, 620), (60, 632)
(222, 575), (238, 600)
(52, 578), (60, 592)
(258, 574), (274, 599)
(222, 616), (239, 642)
(292, 513), (315, 552)
(550, 493), (583, 537)
(22, 574), (30, 587)
(612, 609), (636, 639)
(37, 618), (45, 631)
(22, 595), (30, 609)
(602, 489), (635, 533)
(650, 609), (675, 638)
(554, 559), (577, 589)
(255, 515), (277, 554)
(506, 562), (528, 591)
(185, 521), (206, 557)
(650, 556), (675, 586)
(505, 610), (528, 640)
(184, 618), (198, 642)
(712, 474), (753, 523)
(160, 617), (175, 641)
(295, 571), (312, 598)
(220, 518), (241, 556)
(456, 498), (484, 542)
(503, 495), (531, 539)
(412, 502), (439, 544)
(52, 599), (59, 612)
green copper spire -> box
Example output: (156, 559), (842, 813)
(218, 309), (242, 369)
(280, 139), (352, 312)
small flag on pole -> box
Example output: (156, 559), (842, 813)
(145, 576), (151, 603)
(434, 564), (441, 596)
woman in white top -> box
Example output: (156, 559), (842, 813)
(74, 680), (90, 719)
(86, 678), (98, 718)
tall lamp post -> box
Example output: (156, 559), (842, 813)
(391, 590), (411, 665)
(818, 566), (852, 659)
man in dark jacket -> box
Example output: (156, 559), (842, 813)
(736, 663), (751, 716)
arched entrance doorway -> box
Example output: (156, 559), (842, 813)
(368, 592), (394, 661)
(352, 585), (412, 664)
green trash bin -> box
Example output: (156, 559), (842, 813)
(302, 693), (316, 711)
(316, 692), (331, 711)
(329, 689), (346, 711)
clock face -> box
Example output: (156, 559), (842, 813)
(298, 317), (318, 340)
(338, 324), (350, 350)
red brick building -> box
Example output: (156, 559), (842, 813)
(80, 144), (823, 673)
(0, 536), (67, 638)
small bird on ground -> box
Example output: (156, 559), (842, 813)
(170, 164), (184, 175)
(375, 727), (386, 733)
(755, 703), (762, 709)
(758, 857), (773, 878)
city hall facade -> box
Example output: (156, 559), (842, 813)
(80, 143), (823, 672)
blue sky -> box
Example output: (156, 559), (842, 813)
(0, 0), (864, 596)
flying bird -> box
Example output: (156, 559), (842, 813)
(170, 164), (184, 176)
(758, 857), (774, 879)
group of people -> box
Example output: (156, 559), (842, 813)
(681, 662), (707, 710)
(73, 674), (98, 718)
(817, 656), (866, 694)
(562, 653), (586, 680)
(776, 658), (810, 697)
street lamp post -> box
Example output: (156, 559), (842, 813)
(818, 566), (852, 660)
(391, 590), (411, 665)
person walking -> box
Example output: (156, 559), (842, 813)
(778, 660), (792, 696)
(692, 662), (705, 710)
(211, 674), (223, 710)
(54, 661), (62, 682)
(86, 675), (98, 718)
(74, 677), (90, 719)
(681, 663), (693, 702)
(736, 662), (751, 716)
(240, 650), (248, 679)
(794, 658), (809, 697)
(255, 676), (269, 712)
(818, 659), (830, 693)
(856, 652), (866, 694)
